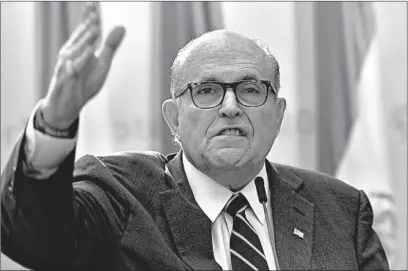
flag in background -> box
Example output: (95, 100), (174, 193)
(150, 2), (224, 155)
(314, 2), (397, 267)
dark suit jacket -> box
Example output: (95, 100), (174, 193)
(1, 133), (389, 270)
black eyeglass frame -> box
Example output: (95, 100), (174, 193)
(174, 80), (277, 109)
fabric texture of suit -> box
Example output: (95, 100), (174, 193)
(1, 133), (389, 270)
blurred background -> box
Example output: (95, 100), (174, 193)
(1, 2), (406, 270)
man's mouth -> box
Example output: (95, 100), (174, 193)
(217, 128), (246, 137)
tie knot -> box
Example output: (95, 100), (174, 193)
(224, 193), (249, 216)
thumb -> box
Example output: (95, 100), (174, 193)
(97, 26), (126, 67)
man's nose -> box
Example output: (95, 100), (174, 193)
(219, 89), (243, 118)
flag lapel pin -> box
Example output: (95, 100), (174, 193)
(293, 228), (304, 239)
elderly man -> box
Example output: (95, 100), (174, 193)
(1, 4), (389, 271)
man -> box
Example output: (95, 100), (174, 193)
(1, 4), (389, 271)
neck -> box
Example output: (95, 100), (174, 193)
(205, 161), (264, 191)
(182, 152), (265, 191)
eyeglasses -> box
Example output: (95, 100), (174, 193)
(175, 80), (276, 109)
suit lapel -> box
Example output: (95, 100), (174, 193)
(266, 161), (315, 270)
(159, 152), (222, 270)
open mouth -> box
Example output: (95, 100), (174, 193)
(217, 128), (246, 137)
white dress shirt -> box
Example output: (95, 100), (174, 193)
(183, 154), (277, 270)
(23, 104), (277, 269)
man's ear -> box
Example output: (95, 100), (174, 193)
(162, 99), (180, 139)
(276, 97), (286, 135)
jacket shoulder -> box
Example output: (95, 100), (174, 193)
(273, 163), (360, 198)
(98, 150), (167, 172)
(73, 151), (169, 207)
(75, 150), (167, 175)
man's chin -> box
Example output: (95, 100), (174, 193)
(207, 148), (247, 168)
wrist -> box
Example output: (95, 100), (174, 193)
(34, 106), (79, 139)
(40, 102), (79, 130)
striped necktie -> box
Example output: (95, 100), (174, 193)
(225, 193), (269, 270)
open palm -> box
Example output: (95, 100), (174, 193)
(42, 4), (125, 129)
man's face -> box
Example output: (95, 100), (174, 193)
(173, 36), (285, 173)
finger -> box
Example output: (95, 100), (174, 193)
(70, 14), (99, 46)
(97, 26), (126, 67)
(82, 1), (97, 15)
(69, 26), (99, 59)
(61, 23), (87, 56)
(72, 45), (94, 73)
(59, 25), (95, 61)
(52, 58), (77, 84)
(82, 1), (97, 17)
(53, 59), (68, 80)
(53, 45), (93, 84)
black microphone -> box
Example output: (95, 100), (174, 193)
(255, 176), (281, 270)
(255, 176), (267, 203)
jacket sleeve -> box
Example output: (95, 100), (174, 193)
(356, 190), (390, 270)
(1, 131), (129, 270)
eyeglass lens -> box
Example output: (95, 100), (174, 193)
(192, 81), (268, 108)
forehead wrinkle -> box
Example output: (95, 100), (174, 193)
(186, 34), (269, 64)
(195, 67), (269, 81)
(187, 62), (273, 83)
(192, 57), (266, 67)
(188, 61), (268, 70)
(199, 49), (264, 58)
(187, 50), (273, 76)
(193, 49), (267, 64)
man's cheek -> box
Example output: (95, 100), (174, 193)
(185, 109), (201, 124)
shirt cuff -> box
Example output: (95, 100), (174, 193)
(24, 101), (77, 179)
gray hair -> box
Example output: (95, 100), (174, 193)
(169, 30), (281, 101)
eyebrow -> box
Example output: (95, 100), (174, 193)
(238, 75), (259, 81)
(198, 74), (260, 82)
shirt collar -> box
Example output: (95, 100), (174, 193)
(240, 165), (268, 224)
(183, 153), (269, 224)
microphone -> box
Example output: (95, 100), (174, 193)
(255, 177), (267, 203)
(255, 176), (281, 270)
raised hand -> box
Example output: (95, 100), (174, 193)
(42, 2), (126, 130)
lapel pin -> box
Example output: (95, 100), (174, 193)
(293, 228), (304, 239)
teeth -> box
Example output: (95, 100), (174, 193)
(220, 129), (242, 136)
